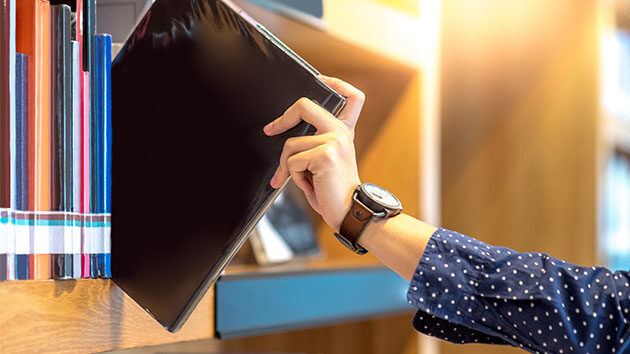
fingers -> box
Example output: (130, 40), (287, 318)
(264, 97), (335, 136)
(271, 135), (327, 189)
(319, 76), (365, 130)
(284, 147), (328, 196)
(288, 156), (314, 196)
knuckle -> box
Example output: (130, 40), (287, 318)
(334, 124), (353, 142)
(296, 97), (310, 109)
(330, 134), (345, 148)
(321, 146), (336, 162)
(287, 154), (299, 170)
(284, 137), (296, 150)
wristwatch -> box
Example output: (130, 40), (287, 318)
(334, 183), (403, 255)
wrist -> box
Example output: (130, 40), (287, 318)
(333, 183), (403, 255)
(355, 215), (384, 251)
(335, 183), (360, 231)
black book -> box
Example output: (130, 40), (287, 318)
(111, 0), (346, 332)
(50, 4), (73, 279)
(82, 0), (94, 72)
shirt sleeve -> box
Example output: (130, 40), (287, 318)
(407, 228), (630, 353)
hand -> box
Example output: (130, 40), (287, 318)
(263, 76), (365, 230)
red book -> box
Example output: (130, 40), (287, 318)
(0, 0), (12, 208)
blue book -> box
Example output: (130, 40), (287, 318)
(14, 53), (29, 280)
(92, 34), (111, 278)
(15, 53), (27, 211)
(102, 34), (112, 279)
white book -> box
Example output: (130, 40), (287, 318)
(72, 41), (80, 213)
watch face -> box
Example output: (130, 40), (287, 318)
(361, 183), (402, 210)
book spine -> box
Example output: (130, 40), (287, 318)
(89, 214), (99, 278)
(81, 0), (93, 73)
(1, 0), (17, 282)
(50, 5), (60, 213)
(93, 33), (104, 216)
(103, 34), (111, 279)
(0, 210), (8, 281)
(15, 53), (28, 212)
(34, 0), (51, 280)
(14, 210), (30, 280)
(72, 42), (80, 213)
(103, 35), (111, 216)
(72, 41), (81, 278)
(51, 4), (73, 279)
(13, 52), (28, 280)
(81, 72), (89, 277)
(62, 9), (72, 214)
(7, 0), (15, 221)
(16, 0), (52, 279)
(94, 33), (111, 278)
(0, 0), (10, 209)
(89, 18), (97, 217)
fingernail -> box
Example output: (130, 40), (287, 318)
(263, 122), (272, 134)
(270, 173), (277, 187)
(318, 74), (329, 80)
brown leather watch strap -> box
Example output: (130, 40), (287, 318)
(339, 199), (373, 249)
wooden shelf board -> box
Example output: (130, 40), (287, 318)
(0, 279), (213, 353)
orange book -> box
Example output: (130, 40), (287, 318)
(16, 0), (51, 279)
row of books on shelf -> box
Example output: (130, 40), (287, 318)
(0, 0), (112, 281)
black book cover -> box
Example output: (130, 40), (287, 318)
(82, 0), (94, 72)
(111, 0), (346, 332)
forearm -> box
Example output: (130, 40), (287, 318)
(357, 213), (437, 282)
(405, 228), (630, 352)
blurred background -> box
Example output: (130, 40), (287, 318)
(101, 0), (629, 353)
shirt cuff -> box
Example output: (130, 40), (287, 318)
(406, 228), (509, 345)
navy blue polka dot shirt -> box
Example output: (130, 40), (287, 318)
(406, 228), (630, 353)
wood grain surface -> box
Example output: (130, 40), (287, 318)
(440, 0), (600, 353)
(0, 279), (213, 353)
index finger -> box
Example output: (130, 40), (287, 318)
(263, 97), (336, 136)
(319, 76), (365, 130)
